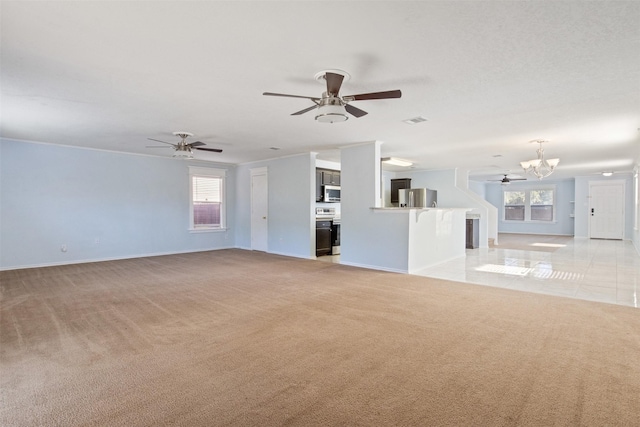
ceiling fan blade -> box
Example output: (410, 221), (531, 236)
(345, 104), (368, 118)
(346, 89), (402, 101)
(263, 92), (320, 101)
(194, 147), (223, 153)
(291, 104), (318, 116)
(146, 145), (173, 148)
(189, 141), (206, 147)
(325, 72), (344, 96)
(147, 138), (175, 146)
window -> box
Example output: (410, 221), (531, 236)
(189, 166), (226, 230)
(503, 186), (555, 222)
(530, 189), (554, 221)
(504, 191), (525, 220)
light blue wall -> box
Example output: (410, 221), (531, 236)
(468, 180), (486, 199)
(235, 153), (315, 258)
(0, 139), (236, 269)
(341, 142), (410, 272)
(485, 178), (575, 236)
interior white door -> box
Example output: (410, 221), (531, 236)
(589, 182), (624, 240)
(251, 170), (268, 251)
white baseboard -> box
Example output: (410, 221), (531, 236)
(339, 260), (406, 274)
(498, 232), (575, 236)
(0, 246), (237, 271)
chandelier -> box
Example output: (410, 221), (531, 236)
(520, 140), (559, 179)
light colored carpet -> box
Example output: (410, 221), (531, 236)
(1, 249), (639, 426)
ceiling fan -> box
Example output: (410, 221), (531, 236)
(263, 69), (402, 123)
(146, 132), (223, 158)
(490, 174), (527, 185)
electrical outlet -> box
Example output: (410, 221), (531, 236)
(60, 245), (67, 252)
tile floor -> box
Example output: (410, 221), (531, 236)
(320, 236), (640, 308)
(415, 236), (640, 308)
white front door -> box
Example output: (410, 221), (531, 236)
(589, 181), (624, 240)
(251, 168), (268, 251)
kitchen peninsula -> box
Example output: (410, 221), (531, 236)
(339, 141), (472, 274)
(370, 207), (470, 273)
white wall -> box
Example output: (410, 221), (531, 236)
(0, 139), (236, 269)
(633, 166), (640, 254)
(235, 153), (315, 258)
(574, 173), (634, 239)
(387, 168), (494, 247)
(485, 178), (576, 236)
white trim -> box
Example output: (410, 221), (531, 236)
(0, 246), (237, 272)
(189, 228), (228, 233)
(268, 250), (314, 260)
(250, 166), (268, 176)
(588, 179), (625, 240)
(188, 166), (227, 230)
(2, 137), (235, 167)
(339, 260), (407, 274)
(633, 168), (639, 231)
(502, 185), (557, 223)
(189, 166), (227, 176)
(250, 167), (269, 252)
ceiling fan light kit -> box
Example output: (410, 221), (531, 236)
(315, 98), (348, 123)
(264, 69), (401, 122)
(173, 147), (194, 159)
(146, 131), (222, 159)
(490, 174), (527, 185)
(520, 139), (559, 180)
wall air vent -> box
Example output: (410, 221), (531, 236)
(403, 116), (428, 124)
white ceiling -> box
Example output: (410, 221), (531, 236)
(2, 1), (639, 181)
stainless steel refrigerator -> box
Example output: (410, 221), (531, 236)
(398, 188), (437, 208)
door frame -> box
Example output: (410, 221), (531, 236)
(588, 179), (625, 240)
(250, 167), (268, 251)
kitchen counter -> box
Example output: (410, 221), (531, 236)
(371, 207), (468, 212)
(360, 207), (471, 273)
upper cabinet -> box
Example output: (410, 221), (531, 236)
(390, 178), (411, 204)
(321, 170), (340, 186)
(315, 169), (323, 201)
(316, 168), (341, 202)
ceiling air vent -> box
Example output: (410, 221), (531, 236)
(403, 116), (428, 124)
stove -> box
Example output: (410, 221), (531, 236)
(315, 208), (340, 255)
(315, 207), (336, 219)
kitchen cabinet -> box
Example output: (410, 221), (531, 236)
(316, 220), (332, 256)
(315, 169), (323, 201)
(321, 170), (340, 186)
(391, 178), (411, 204)
(316, 168), (341, 202)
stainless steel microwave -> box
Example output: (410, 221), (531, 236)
(323, 185), (341, 202)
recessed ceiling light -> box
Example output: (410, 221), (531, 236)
(269, 147), (281, 150)
(403, 116), (427, 124)
(602, 172), (613, 177)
